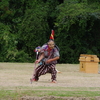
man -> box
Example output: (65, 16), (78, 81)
(30, 40), (60, 83)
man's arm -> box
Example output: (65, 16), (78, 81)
(46, 56), (60, 63)
(35, 53), (44, 63)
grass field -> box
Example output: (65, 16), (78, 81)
(0, 63), (100, 100)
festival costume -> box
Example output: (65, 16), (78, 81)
(32, 44), (60, 82)
(30, 29), (60, 83)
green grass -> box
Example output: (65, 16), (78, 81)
(0, 87), (100, 100)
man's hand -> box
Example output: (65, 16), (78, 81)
(46, 59), (52, 64)
(35, 60), (40, 64)
(46, 57), (60, 64)
(35, 53), (44, 64)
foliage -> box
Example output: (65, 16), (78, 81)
(0, 0), (100, 63)
(18, 1), (49, 53)
(55, 0), (100, 63)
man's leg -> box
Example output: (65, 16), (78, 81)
(50, 64), (57, 83)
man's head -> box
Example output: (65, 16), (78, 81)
(47, 40), (55, 49)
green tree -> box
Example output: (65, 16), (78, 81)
(1, 0), (100, 63)
(0, 0), (32, 62)
(55, 0), (100, 63)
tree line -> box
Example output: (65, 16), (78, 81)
(0, 0), (100, 63)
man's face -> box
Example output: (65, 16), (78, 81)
(48, 41), (55, 49)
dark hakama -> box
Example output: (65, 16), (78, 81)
(33, 63), (57, 81)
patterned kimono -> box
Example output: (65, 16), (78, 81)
(33, 44), (60, 81)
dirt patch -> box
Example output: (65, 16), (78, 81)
(21, 96), (100, 100)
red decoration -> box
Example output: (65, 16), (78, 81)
(50, 29), (54, 40)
